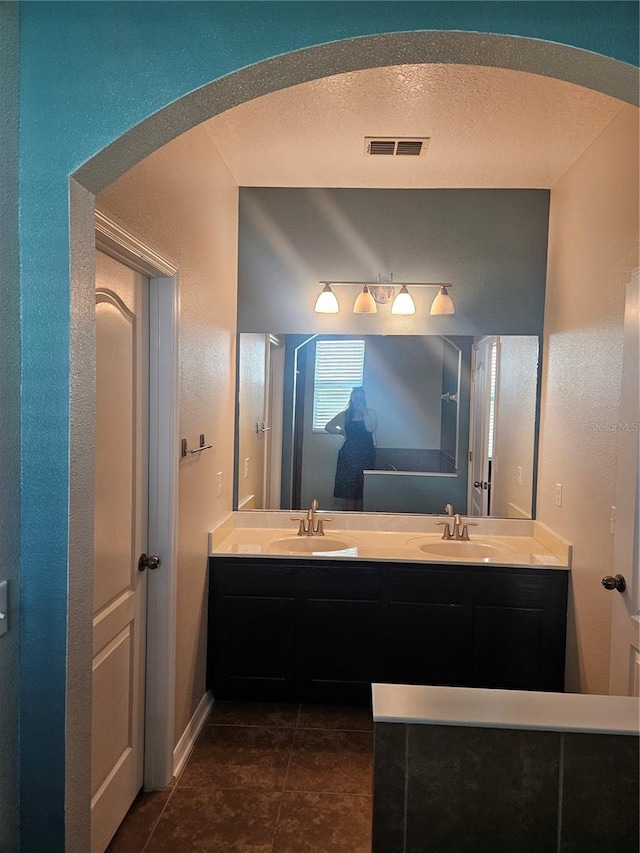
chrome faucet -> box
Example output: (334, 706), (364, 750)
(444, 503), (454, 516)
(292, 499), (331, 536)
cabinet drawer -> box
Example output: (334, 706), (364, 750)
(216, 559), (301, 593)
(473, 571), (552, 608)
(216, 558), (380, 597)
(388, 566), (469, 603)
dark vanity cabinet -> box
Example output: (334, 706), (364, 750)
(208, 557), (568, 703)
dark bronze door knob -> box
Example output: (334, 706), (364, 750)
(138, 553), (161, 572)
(601, 574), (626, 592)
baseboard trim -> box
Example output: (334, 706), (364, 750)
(172, 691), (214, 779)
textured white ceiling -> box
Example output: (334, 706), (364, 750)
(205, 64), (624, 189)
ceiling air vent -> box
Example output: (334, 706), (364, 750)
(365, 137), (430, 157)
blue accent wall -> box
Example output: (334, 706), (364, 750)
(0, 5), (21, 851)
(15, 2), (638, 849)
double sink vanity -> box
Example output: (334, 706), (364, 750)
(207, 510), (571, 704)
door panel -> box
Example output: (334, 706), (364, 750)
(94, 293), (136, 611)
(609, 270), (640, 696)
(92, 250), (149, 853)
(469, 338), (493, 516)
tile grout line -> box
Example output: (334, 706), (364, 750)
(138, 784), (179, 853)
(269, 703), (302, 852)
(556, 732), (564, 853)
(139, 711), (217, 853)
(403, 725), (409, 853)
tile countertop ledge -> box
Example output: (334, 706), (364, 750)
(372, 683), (640, 736)
(208, 512), (571, 568)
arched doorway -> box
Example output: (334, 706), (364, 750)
(64, 29), (637, 851)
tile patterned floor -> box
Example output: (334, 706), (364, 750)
(106, 702), (373, 852)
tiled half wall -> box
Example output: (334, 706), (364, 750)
(373, 722), (639, 853)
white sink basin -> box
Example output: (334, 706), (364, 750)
(268, 536), (356, 554)
(415, 540), (515, 561)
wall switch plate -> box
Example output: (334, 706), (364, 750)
(610, 506), (616, 535)
(555, 483), (563, 507)
(516, 466), (522, 485)
(244, 457), (250, 479)
(216, 472), (223, 498)
(0, 580), (8, 637)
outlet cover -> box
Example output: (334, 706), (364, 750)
(555, 483), (563, 507)
(244, 457), (250, 479)
(216, 471), (223, 498)
(516, 466), (522, 486)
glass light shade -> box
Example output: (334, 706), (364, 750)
(430, 287), (455, 315)
(391, 285), (416, 315)
(353, 285), (377, 314)
(314, 284), (339, 314)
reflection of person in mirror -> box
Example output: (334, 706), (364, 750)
(325, 386), (377, 511)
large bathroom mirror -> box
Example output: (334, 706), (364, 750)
(235, 333), (540, 518)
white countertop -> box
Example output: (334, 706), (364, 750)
(372, 683), (640, 735)
(208, 512), (571, 569)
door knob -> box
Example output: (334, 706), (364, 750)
(138, 553), (161, 572)
(601, 574), (626, 592)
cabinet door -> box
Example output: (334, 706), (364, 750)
(388, 601), (473, 687)
(387, 566), (473, 687)
(473, 605), (546, 689)
(472, 570), (567, 692)
(212, 594), (296, 700)
(299, 598), (381, 703)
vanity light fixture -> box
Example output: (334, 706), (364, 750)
(316, 276), (455, 316)
(429, 285), (455, 315)
(353, 284), (377, 314)
(390, 284), (416, 315)
(314, 283), (339, 313)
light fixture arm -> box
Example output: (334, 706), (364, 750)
(319, 280), (453, 289)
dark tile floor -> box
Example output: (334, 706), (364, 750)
(107, 701), (373, 852)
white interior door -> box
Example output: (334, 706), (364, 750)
(265, 341), (284, 509)
(608, 270), (640, 697)
(92, 250), (149, 852)
(260, 336), (273, 508)
(468, 338), (493, 516)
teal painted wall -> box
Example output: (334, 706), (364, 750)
(0, 5), (21, 852)
(15, 2), (639, 849)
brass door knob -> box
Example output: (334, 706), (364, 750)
(138, 553), (161, 572)
(601, 574), (626, 592)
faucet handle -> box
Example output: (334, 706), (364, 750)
(435, 520), (454, 540)
(460, 522), (478, 541)
(315, 518), (332, 535)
